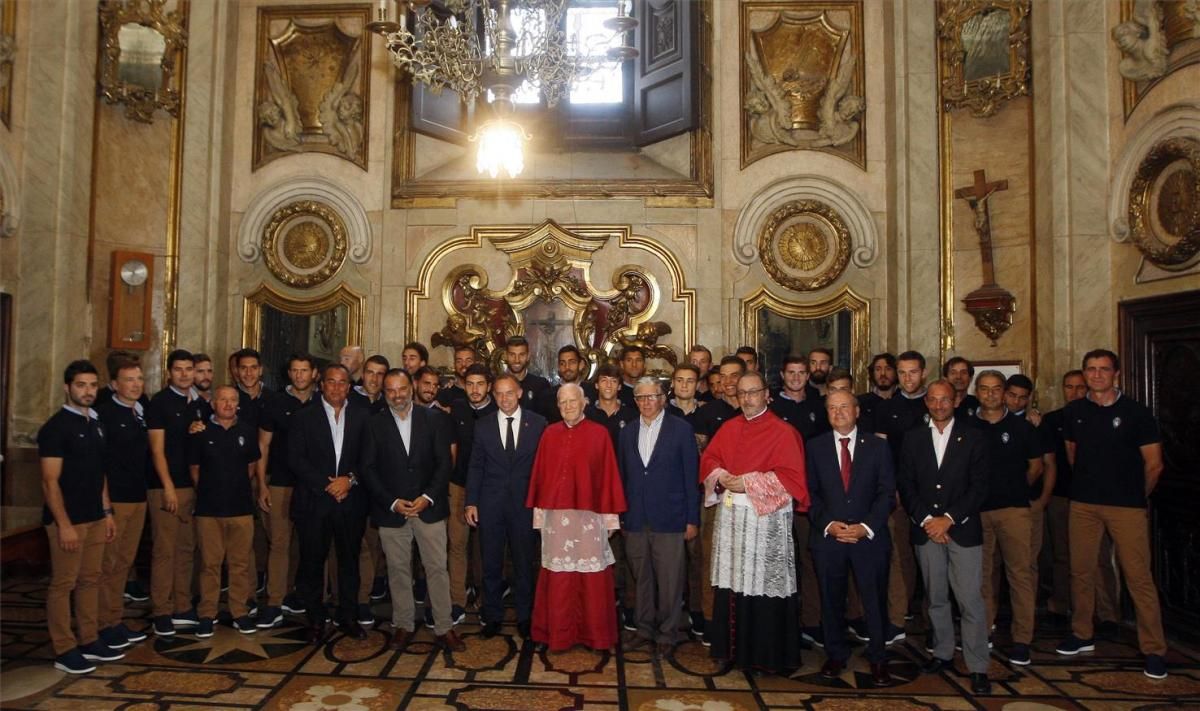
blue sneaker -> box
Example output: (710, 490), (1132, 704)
(358, 603), (375, 627)
(450, 605), (466, 626)
(152, 615), (175, 637)
(171, 609), (200, 628)
(256, 606), (283, 628)
(1009, 643), (1032, 666)
(1055, 635), (1095, 655)
(1144, 654), (1167, 679)
(233, 616), (257, 634)
(116, 622), (148, 643)
(282, 592), (307, 615)
(53, 649), (96, 674)
(79, 640), (124, 662)
(98, 626), (130, 650)
(195, 618), (215, 638)
(846, 618), (870, 642)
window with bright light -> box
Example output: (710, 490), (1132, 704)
(566, 5), (624, 105)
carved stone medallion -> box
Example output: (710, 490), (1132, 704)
(261, 200), (348, 288)
(1128, 136), (1200, 268)
(758, 199), (850, 292)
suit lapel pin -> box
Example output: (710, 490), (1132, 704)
(956, 436), (962, 442)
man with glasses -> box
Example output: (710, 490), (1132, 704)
(617, 377), (700, 658)
(701, 372), (809, 674)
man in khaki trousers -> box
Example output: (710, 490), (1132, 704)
(40, 360), (120, 674)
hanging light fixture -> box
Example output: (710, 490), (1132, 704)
(368, 0), (637, 178)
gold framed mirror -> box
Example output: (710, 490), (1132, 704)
(740, 284), (870, 387)
(98, 0), (188, 123)
(936, 0), (1030, 118)
(242, 283), (365, 390)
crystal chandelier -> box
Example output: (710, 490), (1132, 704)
(368, 0), (637, 178)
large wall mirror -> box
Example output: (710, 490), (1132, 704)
(740, 285), (870, 389)
(242, 283), (365, 390)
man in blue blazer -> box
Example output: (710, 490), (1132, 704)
(464, 373), (547, 640)
(617, 377), (700, 657)
(806, 390), (896, 685)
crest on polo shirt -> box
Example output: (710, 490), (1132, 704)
(1001, 432), (1010, 444)
(1112, 416), (1121, 429)
(809, 411), (816, 422)
(239, 435), (245, 447)
(923, 413), (931, 425)
(967, 407), (976, 417)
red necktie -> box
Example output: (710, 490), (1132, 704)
(839, 437), (852, 492)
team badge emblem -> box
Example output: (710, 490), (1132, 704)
(1112, 417), (1121, 429)
(238, 435), (245, 446)
(923, 413), (931, 425)
(809, 412), (816, 422)
(1001, 432), (1010, 444)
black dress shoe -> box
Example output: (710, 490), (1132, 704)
(970, 672), (991, 694)
(870, 661), (892, 686)
(517, 620), (531, 639)
(921, 657), (952, 674)
(336, 620), (368, 640)
(820, 658), (845, 678)
(482, 621), (501, 638)
(305, 624), (327, 646)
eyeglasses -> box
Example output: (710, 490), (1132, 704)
(736, 387), (766, 398)
(633, 394), (663, 402)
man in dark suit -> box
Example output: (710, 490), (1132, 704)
(361, 369), (461, 652)
(288, 363), (370, 643)
(806, 390), (896, 685)
(464, 373), (547, 639)
(617, 377), (700, 658)
(897, 379), (991, 695)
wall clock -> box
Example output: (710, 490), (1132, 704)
(108, 250), (154, 350)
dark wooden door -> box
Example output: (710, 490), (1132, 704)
(1119, 289), (1200, 640)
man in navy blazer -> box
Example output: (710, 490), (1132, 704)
(617, 377), (700, 657)
(896, 380), (991, 695)
(464, 373), (547, 640)
(360, 369), (460, 653)
(806, 390), (896, 685)
(288, 364), (369, 643)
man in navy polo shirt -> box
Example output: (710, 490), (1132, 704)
(40, 360), (120, 674)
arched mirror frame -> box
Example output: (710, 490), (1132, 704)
(242, 282), (366, 355)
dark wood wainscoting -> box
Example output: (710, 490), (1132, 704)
(1119, 289), (1200, 641)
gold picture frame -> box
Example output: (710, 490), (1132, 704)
(740, 284), (870, 386)
(98, 0), (188, 123)
(260, 200), (350, 289)
(936, 0), (1030, 118)
(241, 282), (365, 353)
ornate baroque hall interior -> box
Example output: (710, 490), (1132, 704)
(1, 0), (1199, 709)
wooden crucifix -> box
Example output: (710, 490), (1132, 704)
(954, 168), (1016, 344)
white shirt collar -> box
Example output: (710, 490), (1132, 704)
(62, 404), (98, 420)
(471, 396), (493, 410)
(743, 406), (769, 422)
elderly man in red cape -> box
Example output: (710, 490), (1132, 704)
(527, 382), (627, 652)
(701, 371), (810, 674)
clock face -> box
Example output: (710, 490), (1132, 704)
(119, 259), (149, 287)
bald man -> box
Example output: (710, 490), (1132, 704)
(339, 346), (365, 385)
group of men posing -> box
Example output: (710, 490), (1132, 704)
(40, 338), (1169, 691)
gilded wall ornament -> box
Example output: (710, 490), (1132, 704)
(98, 0), (188, 124)
(936, 0), (1030, 118)
(260, 200), (348, 288)
(1127, 136), (1200, 268)
(758, 199), (851, 292)
(254, 6), (370, 170)
(1119, 0), (1200, 119)
(740, 2), (865, 169)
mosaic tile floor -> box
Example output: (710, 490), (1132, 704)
(2, 577), (1199, 710)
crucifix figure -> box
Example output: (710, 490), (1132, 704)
(954, 168), (1016, 345)
(526, 305), (577, 380)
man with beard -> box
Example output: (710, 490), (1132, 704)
(192, 353), (215, 403)
(858, 353), (897, 432)
(146, 349), (210, 636)
(504, 336), (550, 415)
(898, 380), (992, 695)
(231, 348), (266, 431)
(436, 346), (477, 407)
(255, 354), (319, 627)
(41, 360), (120, 674)
(808, 348), (834, 397)
(339, 345), (365, 385)
(96, 358), (151, 650)
(528, 383), (627, 652)
(361, 369), (461, 653)
(350, 355), (389, 415)
(943, 357), (980, 420)
(448, 364), (498, 623)
(692, 357), (745, 450)
(414, 366), (443, 409)
(770, 355), (828, 442)
(618, 346), (647, 408)
(465, 373), (546, 639)
(401, 342), (429, 376)
(702, 371), (809, 674)
(540, 345), (596, 422)
(689, 345), (715, 402)
(970, 370), (1042, 666)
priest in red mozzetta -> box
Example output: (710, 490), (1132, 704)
(700, 371), (810, 674)
(526, 382), (627, 652)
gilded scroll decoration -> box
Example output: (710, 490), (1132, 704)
(98, 0), (188, 124)
(1118, 0), (1200, 119)
(254, 6), (370, 170)
(758, 199), (851, 292)
(936, 0), (1030, 119)
(740, 2), (865, 169)
(260, 199), (349, 289)
(1127, 136), (1200, 268)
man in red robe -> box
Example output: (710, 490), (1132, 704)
(700, 371), (810, 674)
(527, 383), (627, 652)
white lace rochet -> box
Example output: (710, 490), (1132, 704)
(710, 496), (797, 598)
(534, 508), (620, 573)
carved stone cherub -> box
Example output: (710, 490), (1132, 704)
(431, 313), (488, 353)
(319, 51), (364, 159)
(617, 321), (678, 367)
(259, 58), (301, 153)
(1113, 0), (1168, 82)
(745, 39), (863, 151)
